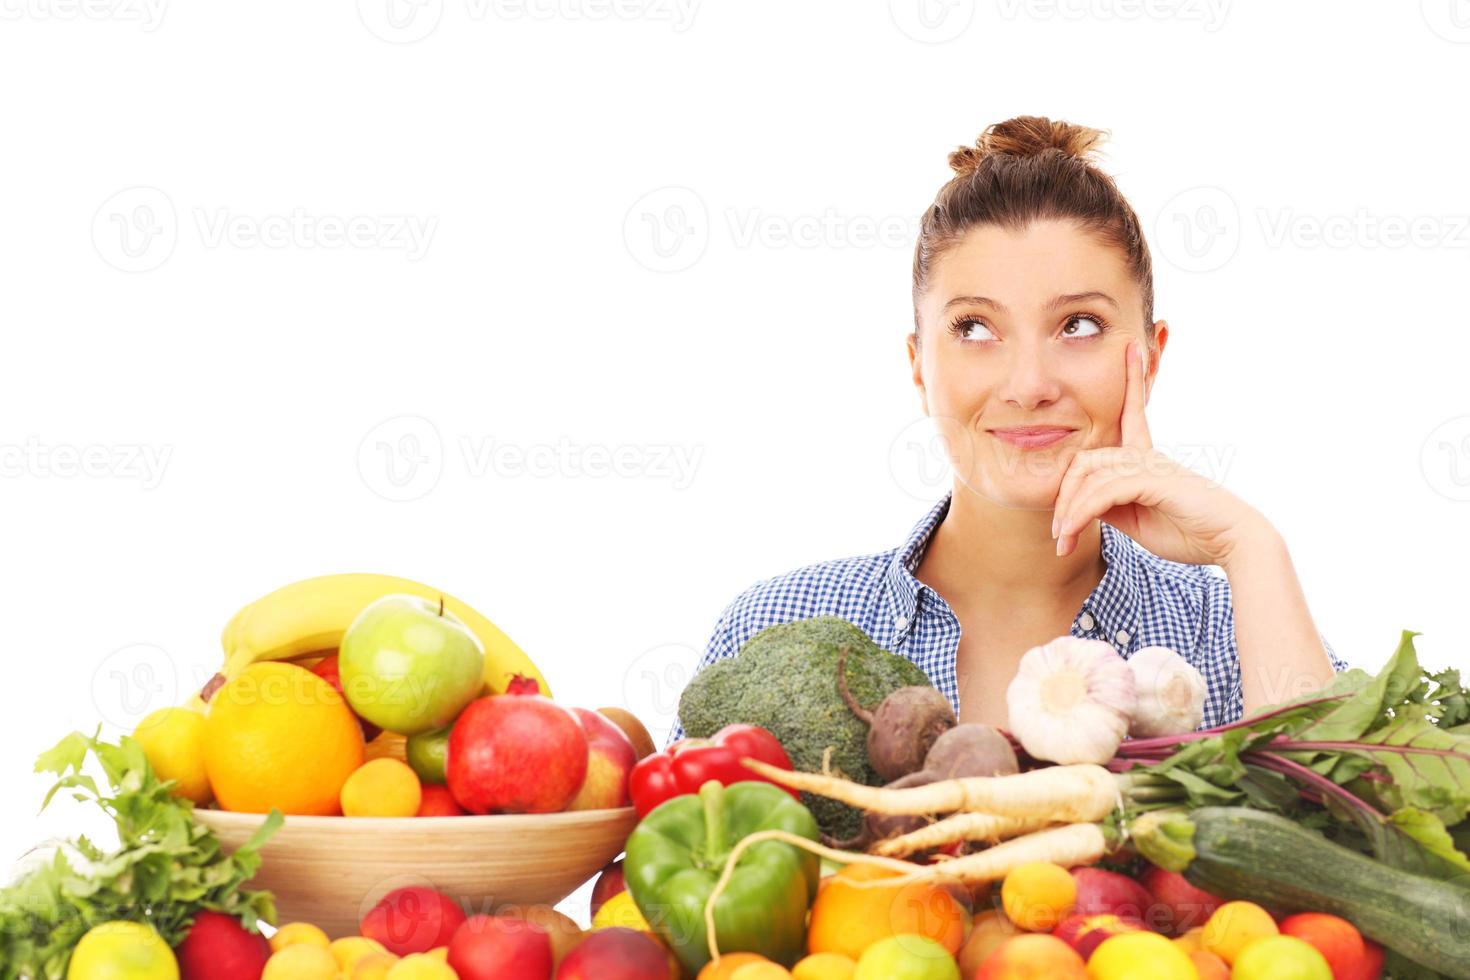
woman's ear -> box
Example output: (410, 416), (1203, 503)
(1147, 320), (1169, 400)
(906, 331), (928, 415)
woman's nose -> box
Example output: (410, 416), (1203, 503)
(997, 340), (1063, 410)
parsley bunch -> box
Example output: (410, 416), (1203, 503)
(0, 728), (281, 980)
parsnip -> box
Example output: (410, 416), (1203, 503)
(869, 811), (1052, 857)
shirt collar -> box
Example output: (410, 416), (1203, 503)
(883, 490), (1145, 652)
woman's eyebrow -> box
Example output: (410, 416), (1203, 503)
(940, 290), (1120, 314)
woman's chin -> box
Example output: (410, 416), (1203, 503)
(955, 474), (1061, 514)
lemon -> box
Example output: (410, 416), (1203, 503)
(269, 921), (331, 952)
(67, 921), (178, 980)
(591, 890), (651, 932)
(330, 936), (388, 972)
(1088, 932), (1197, 980)
(263, 944), (337, 980)
(385, 953), (457, 979)
(131, 707), (212, 805)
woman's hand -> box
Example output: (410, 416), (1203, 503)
(1051, 339), (1270, 567)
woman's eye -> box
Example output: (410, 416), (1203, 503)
(1062, 314), (1105, 338)
(952, 317), (996, 342)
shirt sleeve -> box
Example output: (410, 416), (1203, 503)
(664, 600), (741, 749)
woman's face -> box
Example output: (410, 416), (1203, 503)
(908, 218), (1168, 513)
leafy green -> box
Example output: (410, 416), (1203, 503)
(1121, 630), (1470, 886)
(0, 727), (281, 980)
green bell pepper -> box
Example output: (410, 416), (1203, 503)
(624, 778), (820, 973)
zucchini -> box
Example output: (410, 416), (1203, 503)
(1132, 806), (1470, 979)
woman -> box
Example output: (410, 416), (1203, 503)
(670, 116), (1343, 744)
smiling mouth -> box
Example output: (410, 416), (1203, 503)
(987, 428), (1075, 450)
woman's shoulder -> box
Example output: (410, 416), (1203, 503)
(712, 546), (902, 645)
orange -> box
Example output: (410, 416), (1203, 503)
(806, 863), (967, 961)
(1000, 862), (1077, 932)
(205, 662), (365, 815)
(341, 758), (422, 817)
(792, 952), (857, 980)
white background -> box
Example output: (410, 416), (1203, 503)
(4, 0), (1469, 930)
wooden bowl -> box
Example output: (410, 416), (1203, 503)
(195, 807), (638, 938)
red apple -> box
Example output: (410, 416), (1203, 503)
(360, 886), (467, 955)
(1139, 864), (1225, 936)
(565, 708), (637, 811)
(447, 914), (553, 980)
(554, 927), (670, 980)
(447, 688), (589, 814)
(174, 910), (271, 980)
(418, 783), (468, 816)
(1344, 939), (1385, 980)
(1071, 867), (1156, 920)
(1052, 913), (1146, 960)
(310, 653), (383, 741)
(1281, 912), (1367, 979)
(589, 860), (626, 919)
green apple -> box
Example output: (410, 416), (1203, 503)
(339, 594), (485, 736)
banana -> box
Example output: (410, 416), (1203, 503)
(214, 573), (551, 699)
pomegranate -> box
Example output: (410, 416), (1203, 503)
(447, 678), (589, 814)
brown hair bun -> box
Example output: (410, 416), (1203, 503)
(948, 115), (1108, 177)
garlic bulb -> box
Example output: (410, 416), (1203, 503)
(1127, 646), (1207, 737)
(1005, 636), (1137, 765)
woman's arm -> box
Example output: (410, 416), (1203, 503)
(1220, 517), (1336, 714)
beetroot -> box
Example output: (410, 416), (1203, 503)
(837, 646), (955, 781)
(923, 723), (1018, 779)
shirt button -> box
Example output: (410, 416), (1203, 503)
(1078, 612), (1095, 631)
(895, 614), (909, 631)
(1116, 629), (1131, 645)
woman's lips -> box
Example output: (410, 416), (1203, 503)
(988, 427), (1075, 450)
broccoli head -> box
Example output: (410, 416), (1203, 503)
(677, 615), (936, 838)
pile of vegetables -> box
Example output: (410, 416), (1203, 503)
(723, 627), (1470, 979)
(0, 727), (280, 980)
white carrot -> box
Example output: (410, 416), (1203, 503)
(742, 758), (1120, 822)
(852, 823), (1108, 887)
(869, 812), (1052, 857)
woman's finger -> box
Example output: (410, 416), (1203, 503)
(1121, 339), (1153, 450)
(1055, 466), (1130, 553)
(1057, 471), (1151, 556)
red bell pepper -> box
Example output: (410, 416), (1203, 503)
(629, 724), (800, 817)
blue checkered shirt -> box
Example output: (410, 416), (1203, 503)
(670, 491), (1345, 745)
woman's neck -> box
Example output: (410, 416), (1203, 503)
(915, 482), (1107, 609)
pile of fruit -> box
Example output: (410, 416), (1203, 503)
(134, 574), (655, 819)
